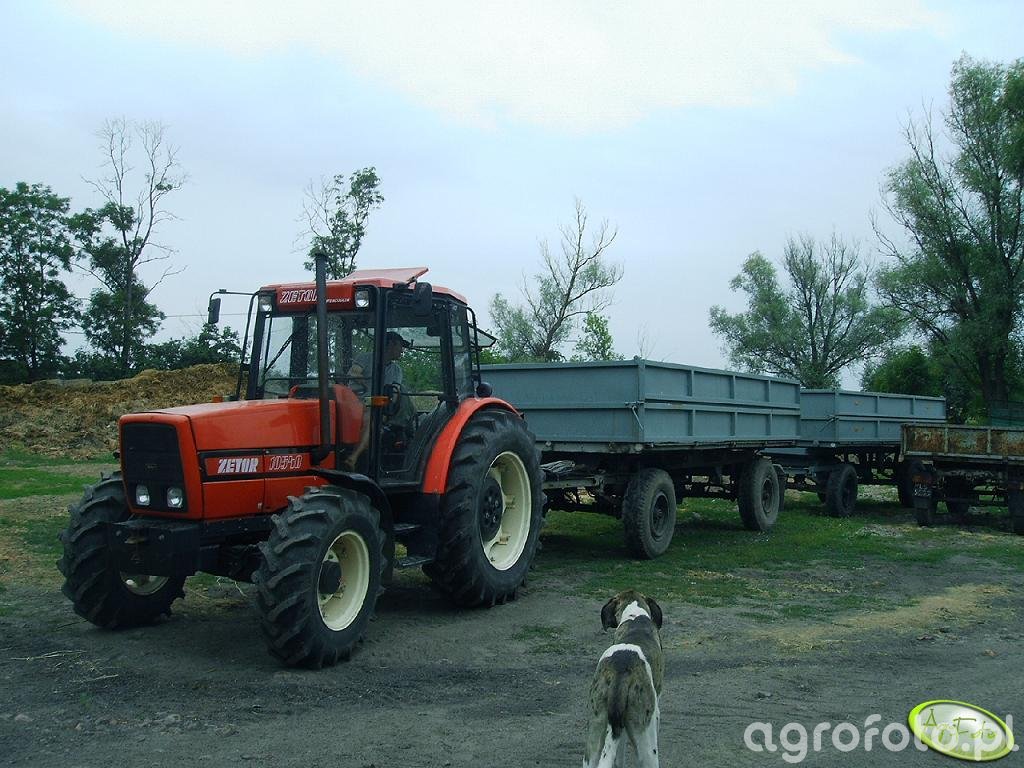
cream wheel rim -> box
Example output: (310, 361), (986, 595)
(318, 530), (371, 631)
(120, 573), (169, 596)
(481, 451), (532, 571)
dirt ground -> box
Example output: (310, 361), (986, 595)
(2, 540), (1022, 766)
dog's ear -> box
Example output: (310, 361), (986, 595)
(646, 597), (663, 629)
(601, 598), (619, 630)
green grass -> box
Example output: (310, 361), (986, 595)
(0, 467), (99, 500)
(0, 447), (110, 468)
(535, 493), (1024, 613)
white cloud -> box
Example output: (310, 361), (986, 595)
(63, 0), (946, 130)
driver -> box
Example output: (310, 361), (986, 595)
(345, 330), (414, 469)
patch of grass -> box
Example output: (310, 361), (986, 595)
(512, 624), (573, 654)
(1, 447), (111, 467)
(0, 467), (98, 500)
(536, 492), (1024, 612)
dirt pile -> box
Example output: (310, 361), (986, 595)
(0, 364), (238, 458)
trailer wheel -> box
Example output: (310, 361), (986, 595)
(825, 464), (858, 517)
(58, 473), (185, 628)
(915, 497), (937, 527)
(622, 468), (677, 559)
(253, 487), (385, 668)
(897, 460), (924, 508)
(1009, 490), (1024, 535)
(738, 458), (780, 531)
(425, 409), (544, 607)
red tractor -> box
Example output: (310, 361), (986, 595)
(59, 256), (544, 667)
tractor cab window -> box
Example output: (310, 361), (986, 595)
(254, 312), (374, 399)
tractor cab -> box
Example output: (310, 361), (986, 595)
(245, 268), (483, 484)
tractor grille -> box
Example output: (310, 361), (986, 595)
(122, 423), (187, 512)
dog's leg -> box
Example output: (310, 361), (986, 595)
(588, 724), (621, 768)
(633, 703), (660, 768)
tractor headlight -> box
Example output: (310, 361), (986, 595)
(166, 486), (184, 509)
(354, 289), (370, 309)
(135, 485), (151, 506)
(258, 293), (274, 313)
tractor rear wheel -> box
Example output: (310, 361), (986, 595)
(253, 487), (385, 668)
(622, 468), (677, 559)
(58, 472), (185, 628)
(738, 457), (780, 531)
(425, 409), (544, 607)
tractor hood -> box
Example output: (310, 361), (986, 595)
(151, 399), (328, 451)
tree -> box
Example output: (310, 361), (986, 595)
(137, 324), (241, 370)
(301, 168), (383, 279)
(709, 234), (902, 388)
(861, 345), (975, 423)
(0, 183), (79, 381)
(571, 312), (622, 361)
(72, 119), (185, 377)
(876, 55), (1024, 414)
(490, 199), (621, 362)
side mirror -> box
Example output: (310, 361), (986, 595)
(207, 296), (222, 325)
(413, 282), (433, 317)
(476, 381), (493, 398)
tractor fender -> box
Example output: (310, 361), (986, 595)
(421, 398), (521, 495)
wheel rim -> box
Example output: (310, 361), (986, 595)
(480, 451), (531, 571)
(318, 530), (371, 631)
(650, 492), (670, 539)
(120, 573), (168, 596)
(760, 477), (774, 513)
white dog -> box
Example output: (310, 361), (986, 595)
(584, 590), (664, 768)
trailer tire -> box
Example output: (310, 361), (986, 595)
(825, 464), (858, 518)
(738, 458), (780, 531)
(424, 409), (544, 607)
(622, 468), (677, 559)
(897, 460), (923, 508)
(915, 497), (937, 527)
(1009, 491), (1024, 535)
(253, 487), (385, 668)
(58, 473), (185, 628)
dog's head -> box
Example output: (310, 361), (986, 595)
(600, 589), (662, 630)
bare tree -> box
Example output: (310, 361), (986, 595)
(72, 119), (186, 376)
(490, 199), (622, 361)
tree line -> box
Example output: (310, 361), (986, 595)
(709, 55), (1024, 422)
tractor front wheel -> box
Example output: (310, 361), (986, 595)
(253, 487), (385, 668)
(425, 409), (544, 607)
(58, 473), (185, 628)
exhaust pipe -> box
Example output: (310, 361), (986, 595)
(312, 252), (331, 465)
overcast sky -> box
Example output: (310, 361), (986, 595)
(2, 1), (1022, 382)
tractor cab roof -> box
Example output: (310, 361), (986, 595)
(261, 266), (468, 311)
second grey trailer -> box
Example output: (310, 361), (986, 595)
(766, 389), (946, 517)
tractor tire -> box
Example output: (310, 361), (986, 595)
(897, 459), (924, 508)
(58, 472), (185, 628)
(825, 464), (858, 518)
(252, 487), (385, 668)
(622, 468), (677, 559)
(738, 457), (780, 531)
(424, 409), (544, 607)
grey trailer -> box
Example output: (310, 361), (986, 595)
(902, 423), (1024, 534)
(481, 359), (801, 558)
(766, 389), (946, 517)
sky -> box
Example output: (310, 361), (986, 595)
(1, 1), (1022, 384)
